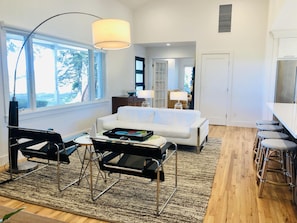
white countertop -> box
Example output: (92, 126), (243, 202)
(267, 103), (297, 138)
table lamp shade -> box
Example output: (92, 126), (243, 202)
(137, 90), (154, 99)
(92, 19), (131, 49)
(170, 91), (188, 101)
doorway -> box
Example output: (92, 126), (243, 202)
(199, 53), (231, 125)
(134, 41), (196, 108)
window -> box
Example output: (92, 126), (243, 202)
(5, 29), (105, 110)
(184, 66), (194, 93)
(135, 57), (145, 90)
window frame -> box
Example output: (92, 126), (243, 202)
(1, 26), (106, 115)
(135, 56), (145, 90)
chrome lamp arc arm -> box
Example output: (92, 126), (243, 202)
(8, 11), (131, 172)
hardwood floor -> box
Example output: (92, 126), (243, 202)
(1, 125), (297, 222)
(204, 125), (297, 223)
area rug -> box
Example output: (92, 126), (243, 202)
(0, 138), (221, 223)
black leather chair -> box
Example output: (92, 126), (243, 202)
(8, 126), (79, 191)
(91, 137), (177, 215)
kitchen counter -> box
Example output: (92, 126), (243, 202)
(267, 102), (297, 138)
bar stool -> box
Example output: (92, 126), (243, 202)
(253, 124), (284, 158)
(254, 131), (289, 168)
(256, 120), (279, 126)
(257, 139), (296, 202)
(256, 124), (283, 132)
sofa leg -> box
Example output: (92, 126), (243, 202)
(196, 146), (201, 154)
(197, 135), (208, 153)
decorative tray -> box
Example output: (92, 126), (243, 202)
(103, 128), (153, 141)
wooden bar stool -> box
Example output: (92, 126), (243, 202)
(254, 131), (289, 168)
(257, 139), (296, 202)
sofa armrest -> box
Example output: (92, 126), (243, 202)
(190, 118), (206, 129)
(189, 118), (209, 148)
(96, 114), (118, 131)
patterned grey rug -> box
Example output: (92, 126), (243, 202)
(0, 138), (221, 223)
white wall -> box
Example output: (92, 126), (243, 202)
(0, 0), (134, 166)
(132, 0), (270, 127)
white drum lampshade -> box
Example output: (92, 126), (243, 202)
(92, 19), (131, 50)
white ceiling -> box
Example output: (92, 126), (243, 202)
(118, 0), (150, 9)
(118, 0), (196, 48)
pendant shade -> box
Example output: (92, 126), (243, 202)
(92, 19), (131, 49)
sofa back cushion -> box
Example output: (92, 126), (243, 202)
(153, 108), (201, 127)
(117, 106), (155, 123)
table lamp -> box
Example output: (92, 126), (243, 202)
(137, 90), (154, 107)
(170, 91), (188, 109)
(8, 11), (131, 173)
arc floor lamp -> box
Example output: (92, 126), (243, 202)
(8, 11), (131, 173)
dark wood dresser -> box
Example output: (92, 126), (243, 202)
(112, 96), (144, 113)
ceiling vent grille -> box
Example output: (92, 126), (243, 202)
(218, 4), (232, 33)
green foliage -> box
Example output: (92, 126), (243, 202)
(57, 49), (88, 101)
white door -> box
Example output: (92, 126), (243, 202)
(153, 60), (168, 108)
(199, 53), (230, 125)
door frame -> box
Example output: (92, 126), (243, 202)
(196, 51), (233, 125)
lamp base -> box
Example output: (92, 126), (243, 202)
(9, 100), (19, 126)
(174, 101), (183, 109)
(142, 100), (150, 107)
(9, 161), (38, 174)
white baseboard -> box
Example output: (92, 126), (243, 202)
(227, 120), (256, 128)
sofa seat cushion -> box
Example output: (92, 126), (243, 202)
(102, 121), (190, 139)
(152, 124), (190, 138)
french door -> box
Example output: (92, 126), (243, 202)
(153, 60), (168, 108)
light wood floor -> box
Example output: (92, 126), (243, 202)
(1, 126), (297, 222)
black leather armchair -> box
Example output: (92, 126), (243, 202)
(8, 126), (79, 191)
(91, 137), (177, 215)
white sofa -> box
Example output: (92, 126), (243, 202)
(96, 106), (209, 151)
